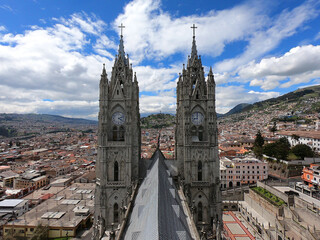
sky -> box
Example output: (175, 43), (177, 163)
(0, 0), (320, 119)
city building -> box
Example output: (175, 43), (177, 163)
(302, 163), (320, 189)
(0, 199), (29, 217)
(278, 130), (320, 152)
(3, 183), (94, 239)
(220, 157), (268, 189)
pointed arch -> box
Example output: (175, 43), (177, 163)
(198, 161), (202, 181)
(114, 161), (119, 181)
(113, 203), (119, 223)
(191, 126), (197, 136)
(198, 202), (203, 222)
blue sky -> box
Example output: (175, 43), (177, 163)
(0, 0), (320, 119)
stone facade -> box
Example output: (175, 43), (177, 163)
(93, 35), (140, 239)
(175, 36), (222, 235)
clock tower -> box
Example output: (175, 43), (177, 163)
(175, 25), (222, 237)
(94, 28), (140, 239)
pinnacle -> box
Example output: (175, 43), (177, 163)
(191, 36), (198, 59)
(118, 35), (125, 59)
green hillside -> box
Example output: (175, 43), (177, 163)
(140, 113), (175, 129)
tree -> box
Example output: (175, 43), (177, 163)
(263, 137), (290, 160)
(253, 130), (264, 159)
(291, 144), (314, 159)
(269, 121), (277, 136)
(254, 130), (264, 148)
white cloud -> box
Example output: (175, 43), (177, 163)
(215, 1), (319, 73)
(114, 0), (266, 63)
(135, 65), (179, 92)
(238, 45), (320, 90)
(0, 13), (113, 118)
(140, 91), (176, 114)
(216, 86), (279, 113)
(0, 26), (6, 32)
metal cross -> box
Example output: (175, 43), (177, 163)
(191, 24), (197, 37)
(118, 23), (125, 36)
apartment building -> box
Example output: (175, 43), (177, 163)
(220, 156), (268, 189)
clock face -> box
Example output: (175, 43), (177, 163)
(191, 112), (204, 125)
(112, 112), (125, 125)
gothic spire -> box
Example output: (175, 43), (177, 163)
(190, 24), (198, 59)
(118, 35), (125, 60)
(101, 63), (107, 77)
(118, 23), (126, 60)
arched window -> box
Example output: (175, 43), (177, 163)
(119, 126), (125, 141)
(198, 202), (203, 222)
(198, 126), (203, 141)
(198, 161), (202, 181)
(113, 126), (118, 141)
(114, 161), (119, 181)
(114, 203), (119, 223)
(191, 126), (197, 136)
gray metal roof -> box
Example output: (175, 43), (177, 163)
(0, 199), (24, 208)
(123, 149), (194, 240)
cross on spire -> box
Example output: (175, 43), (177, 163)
(191, 24), (197, 37)
(118, 23), (125, 36)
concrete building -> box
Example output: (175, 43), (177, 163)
(220, 157), (268, 189)
(0, 199), (29, 217)
(302, 163), (320, 189)
(3, 183), (94, 239)
(14, 175), (48, 190)
(278, 130), (320, 152)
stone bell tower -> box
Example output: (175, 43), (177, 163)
(175, 24), (222, 237)
(94, 24), (140, 239)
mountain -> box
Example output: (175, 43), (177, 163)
(0, 113), (97, 125)
(220, 85), (320, 118)
(223, 103), (251, 116)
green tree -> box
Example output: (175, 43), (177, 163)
(269, 121), (277, 136)
(291, 144), (314, 159)
(263, 137), (290, 160)
(253, 130), (264, 158)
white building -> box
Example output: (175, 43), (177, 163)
(278, 131), (320, 152)
(0, 199), (29, 217)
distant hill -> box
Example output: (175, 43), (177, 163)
(223, 103), (251, 117)
(219, 85), (320, 118)
(0, 113), (97, 125)
(240, 85), (320, 114)
(141, 113), (175, 129)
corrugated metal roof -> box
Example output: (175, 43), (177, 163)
(123, 149), (193, 240)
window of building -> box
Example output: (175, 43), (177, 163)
(198, 161), (202, 181)
(119, 126), (125, 141)
(114, 161), (119, 181)
(198, 126), (204, 141)
(113, 126), (118, 141)
(197, 202), (203, 222)
(114, 203), (119, 223)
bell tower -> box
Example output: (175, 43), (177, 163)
(175, 24), (222, 237)
(94, 24), (140, 239)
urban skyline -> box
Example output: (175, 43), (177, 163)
(1, 0), (320, 119)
